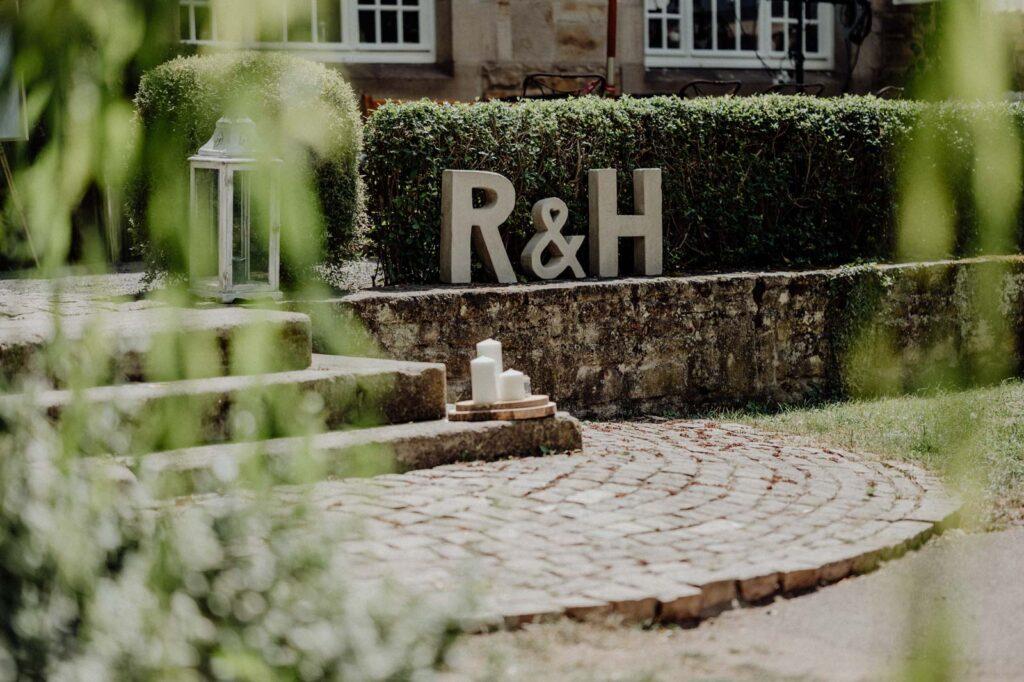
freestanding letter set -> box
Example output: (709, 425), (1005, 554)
(440, 167), (664, 284)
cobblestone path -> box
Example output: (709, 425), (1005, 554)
(249, 421), (961, 626)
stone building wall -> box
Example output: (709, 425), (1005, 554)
(342, 0), (936, 101)
(311, 257), (1024, 418)
(846, 0), (928, 93)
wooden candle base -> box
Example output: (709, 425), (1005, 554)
(449, 394), (557, 422)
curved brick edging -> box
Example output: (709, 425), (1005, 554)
(270, 421), (960, 628)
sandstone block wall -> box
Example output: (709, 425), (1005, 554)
(315, 258), (1024, 418)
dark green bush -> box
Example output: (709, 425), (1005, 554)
(363, 95), (1024, 285)
(131, 52), (362, 276)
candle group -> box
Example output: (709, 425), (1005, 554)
(469, 338), (532, 405)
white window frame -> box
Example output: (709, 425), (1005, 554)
(180, 0), (436, 64)
(645, 0), (834, 71)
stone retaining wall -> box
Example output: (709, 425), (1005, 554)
(308, 257), (1024, 418)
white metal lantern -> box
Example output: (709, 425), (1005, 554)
(189, 117), (281, 302)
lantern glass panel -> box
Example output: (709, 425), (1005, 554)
(191, 167), (219, 283)
(231, 169), (272, 286)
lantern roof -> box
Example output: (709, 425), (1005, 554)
(192, 117), (259, 161)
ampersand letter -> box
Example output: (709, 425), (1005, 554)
(520, 198), (586, 280)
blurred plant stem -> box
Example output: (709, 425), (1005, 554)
(891, 1), (1022, 678)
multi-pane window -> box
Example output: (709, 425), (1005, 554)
(646, 0), (832, 68)
(180, 0), (213, 42)
(767, 1), (822, 56)
(690, 0), (760, 52)
(646, 0), (684, 51)
(180, 0), (434, 62)
(356, 0), (422, 46)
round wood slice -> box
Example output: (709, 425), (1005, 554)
(448, 402), (557, 422)
(454, 394), (550, 412)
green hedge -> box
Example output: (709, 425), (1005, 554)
(131, 52), (362, 273)
(364, 95), (1024, 285)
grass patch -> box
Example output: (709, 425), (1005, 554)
(722, 381), (1024, 529)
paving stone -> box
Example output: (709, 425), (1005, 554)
(818, 555), (856, 584)
(178, 420), (959, 628)
(777, 561), (822, 593)
(656, 585), (705, 623)
(736, 568), (782, 602)
(582, 585), (659, 624)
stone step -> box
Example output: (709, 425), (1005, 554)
(3, 355), (446, 454)
(127, 412), (583, 497)
(0, 306), (312, 387)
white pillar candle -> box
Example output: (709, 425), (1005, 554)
(476, 338), (503, 374)
(497, 369), (527, 402)
(471, 356), (499, 404)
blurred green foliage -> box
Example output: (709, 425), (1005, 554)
(131, 52), (364, 281)
(0, 0), (179, 271)
(0, 385), (465, 679)
(885, 2), (1020, 678)
(0, 1), (461, 678)
(847, 0), (1024, 401)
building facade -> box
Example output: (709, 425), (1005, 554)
(176, 1), (936, 100)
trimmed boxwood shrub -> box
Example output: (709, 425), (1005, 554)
(363, 95), (1024, 285)
(131, 52), (362, 275)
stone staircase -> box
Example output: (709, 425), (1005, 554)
(0, 304), (581, 496)
(0, 306), (312, 386)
